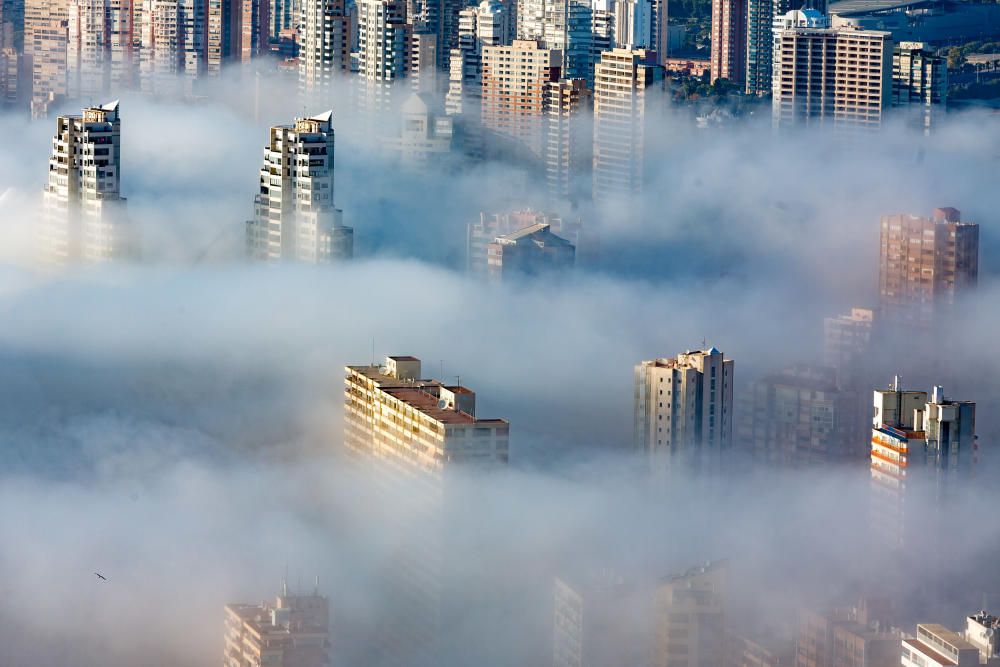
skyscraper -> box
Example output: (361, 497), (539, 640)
(653, 561), (728, 667)
(516, 0), (594, 83)
(246, 111), (353, 263)
(634, 348), (734, 475)
(545, 76), (591, 203)
(742, 364), (863, 467)
(745, 0), (826, 96)
(480, 39), (561, 158)
(41, 101), (133, 263)
(592, 47), (664, 201)
(823, 307), (874, 374)
(444, 0), (512, 117)
(871, 380), (977, 550)
(878, 207), (978, 329)
(709, 0), (745, 86)
(224, 587), (331, 667)
(298, 0), (350, 98)
(67, 0), (135, 100)
(25, 0), (69, 118)
(343, 356), (510, 666)
(771, 11), (892, 130)
(891, 41), (946, 133)
(355, 0), (407, 115)
(139, 0), (209, 96)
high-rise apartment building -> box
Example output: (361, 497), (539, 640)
(205, 0), (270, 76)
(891, 41), (946, 132)
(444, 0), (512, 116)
(709, 0), (745, 85)
(298, 0), (350, 97)
(406, 28), (439, 94)
(41, 100), (133, 263)
(742, 364), (862, 467)
(634, 348), (734, 475)
(554, 572), (650, 667)
(139, 0), (209, 96)
(871, 380), (977, 550)
(745, 0), (826, 95)
(344, 356), (509, 666)
(590, 0), (615, 66)
(772, 11), (892, 130)
(25, 0), (69, 117)
(224, 588), (331, 667)
(246, 111), (353, 263)
(878, 207), (978, 329)
(481, 39), (561, 158)
(355, 0), (407, 115)
(67, 0), (135, 100)
(796, 599), (899, 667)
(545, 76), (590, 203)
(516, 0), (594, 82)
(653, 561), (728, 667)
(592, 47), (664, 201)
(613, 0), (652, 49)
(485, 222), (575, 280)
(823, 307), (873, 374)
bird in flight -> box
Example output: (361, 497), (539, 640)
(94, 572), (107, 581)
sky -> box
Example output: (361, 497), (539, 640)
(0, 67), (998, 666)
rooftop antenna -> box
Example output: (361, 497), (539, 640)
(371, 337), (375, 366)
(282, 563), (288, 596)
(314, 575), (319, 595)
(454, 375), (461, 387)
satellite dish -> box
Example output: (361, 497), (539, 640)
(438, 399), (448, 409)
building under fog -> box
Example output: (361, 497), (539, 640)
(634, 348), (734, 476)
(870, 379), (977, 551)
(878, 207), (978, 330)
(382, 93), (454, 167)
(797, 599), (901, 667)
(25, 0), (69, 118)
(654, 560), (728, 667)
(592, 48), (664, 202)
(224, 587), (331, 667)
(355, 0), (408, 116)
(485, 222), (575, 280)
(467, 209), (591, 276)
(41, 100), (134, 264)
(246, 111), (353, 263)
(343, 355), (509, 666)
(741, 364), (864, 467)
(823, 307), (874, 376)
(554, 572), (650, 667)
(891, 42), (946, 133)
(298, 0), (352, 98)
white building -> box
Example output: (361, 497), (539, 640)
(445, 0), (513, 117)
(355, 0), (407, 116)
(298, 0), (351, 99)
(382, 93), (454, 167)
(246, 111), (353, 263)
(41, 100), (133, 264)
(139, 0), (208, 97)
(634, 348), (734, 474)
(902, 621), (1000, 667)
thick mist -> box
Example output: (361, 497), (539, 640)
(0, 65), (998, 666)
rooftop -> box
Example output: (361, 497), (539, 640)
(382, 387), (478, 425)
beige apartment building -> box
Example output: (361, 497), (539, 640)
(654, 561), (728, 667)
(634, 348), (734, 475)
(41, 100), (134, 263)
(246, 111), (353, 263)
(355, 0), (407, 116)
(25, 0), (69, 118)
(343, 356), (509, 666)
(545, 76), (590, 203)
(481, 39), (561, 159)
(298, 0), (351, 98)
(878, 207), (978, 329)
(224, 589), (330, 667)
(772, 10), (892, 131)
(592, 48), (664, 201)
(67, 0), (135, 100)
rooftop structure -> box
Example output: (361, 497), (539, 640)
(224, 589), (331, 667)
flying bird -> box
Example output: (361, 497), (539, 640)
(94, 572), (107, 581)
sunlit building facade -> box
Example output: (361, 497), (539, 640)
(246, 111), (353, 263)
(634, 348), (734, 475)
(654, 561), (728, 667)
(298, 0), (350, 96)
(41, 100), (133, 264)
(224, 588), (331, 667)
(25, 0), (69, 117)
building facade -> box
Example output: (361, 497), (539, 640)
(878, 207), (978, 329)
(485, 222), (575, 280)
(709, 0), (745, 85)
(382, 92), (454, 167)
(224, 588), (331, 667)
(654, 561), (728, 667)
(634, 348), (734, 475)
(41, 100), (133, 263)
(355, 0), (407, 116)
(891, 41), (946, 132)
(246, 111), (353, 263)
(772, 11), (892, 130)
(298, 0), (351, 98)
